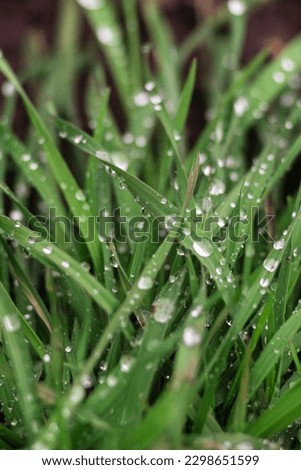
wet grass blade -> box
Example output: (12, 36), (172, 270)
(0, 216), (117, 316)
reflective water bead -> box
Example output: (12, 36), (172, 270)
(61, 261), (70, 269)
(209, 180), (226, 196)
(273, 71), (285, 84)
(260, 278), (270, 288)
(153, 298), (174, 324)
(281, 57), (295, 72)
(263, 258), (279, 273)
(234, 96), (249, 117)
(137, 276), (153, 290)
(183, 327), (202, 348)
(77, 0), (103, 9)
(227, 0), (247, 16)
(96, 26), (116, 46)
(193, 240), (213, 258)
(133, 91), (149, 107)
(43, 246), (53, 256)
(273, 239), (285, 250)
(1, 315), (21, 333)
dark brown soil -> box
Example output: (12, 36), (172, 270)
(1, 0), (301, 76)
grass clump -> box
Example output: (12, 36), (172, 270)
(0, 0), (300, 450)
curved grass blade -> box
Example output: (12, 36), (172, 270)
(248, 380), (301, 438)
(55, 117), (236, 303)
(0, 216), (118, 316)
(0, 282), (42, 441)
(0, 55), (103, 274)
(77, 0), (130, 114)
(249, 295), (301, 397)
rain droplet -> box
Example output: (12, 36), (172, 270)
(190, 305), (203, 318)
(107, 375), (118, 387)
(133, 91), (149, 107)
(96, 26), (116, 46)
(75, 190), (85, 201)
(260, 278), (270, 288)
(1, 81), (15, 97)
(150, 94), (162, 106)
(234, 96), (249, 116)
(273, 71), (285, 84)
(135, 136), (147, 148)
(183, 327), (202, 348)
(145, 81), (155, 92)
(120, 356), (135, 373)
(263, 258), (279, 273)
(209, 180), (226, 196)
(273, 239), (285, 250)
(43, 354), (51, 363)
(22, 153), (31, 162)
(193, 240), (213, 258)
(281, 57), (295, 72)
(227, 0), (246, 17)
(69, 385), (85, 404)
(10, 209), (23, 222)
(1, 315), (21, 333)
(29, 162), (39, 171)
(77, 0), (102, 9)
(137, 276), (153, 290)
(43, 246), (53, 256)
(61, 261), (70, 269)
(153, 298), (175, 324)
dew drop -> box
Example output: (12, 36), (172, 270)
(133, 91), (149, 107)
(107, 375), (118, 387)
(43, 354), (51, 363)
(1, 315), (21, 333)
(273, 239), (285, 250)
(193, 240), (213, 258)
(61, 261), (70, 269)
(191, 305), (203, 318)
(234, 96), (249, 117)
(150, 94), (162, 106)
(69, 385), (85, 404)
(96, 26), (116, 46)
(273, 71), (285, 84)
(75, 190), (85, 202)
(2, 81), (15, 97)
(209, 180), (226, 196)
(263, 258), (279, 273)
(120, 356), (135, 373)
(281, 57), (295, 72)
(29, 162), (39, 171)
(43, 246), (53, 256)
(145, 81), (155, 92)
(153, 298), (175, 324)
(137, 276), (153, 290)
(135, 136), (147, 148)
(227, 0), (246, 16)
(77, 0), (102, 9)
(260, 278), (270, 288)
(183, 327), (202, 348)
